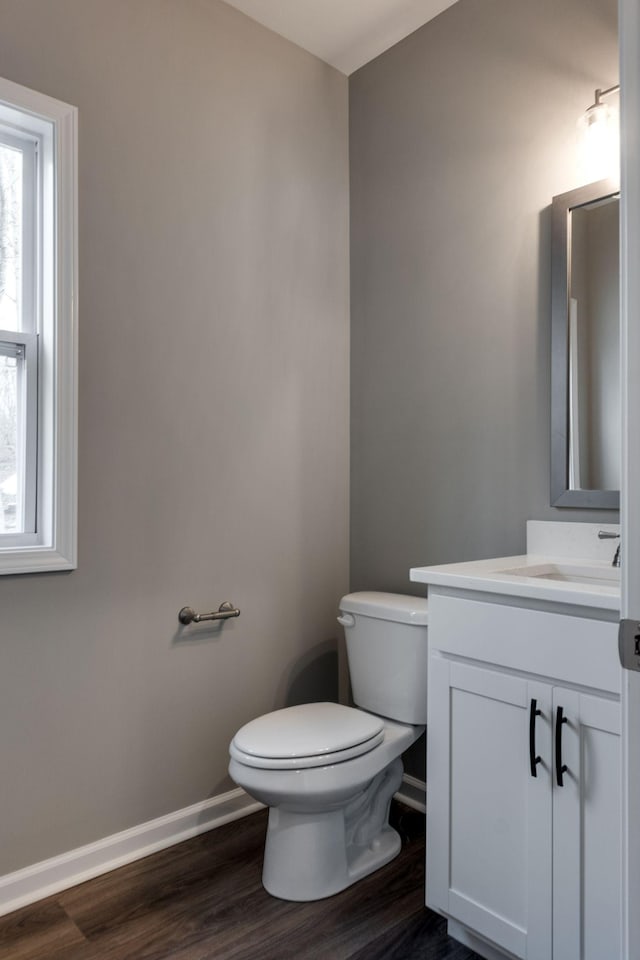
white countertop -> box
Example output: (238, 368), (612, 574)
(410, 553), (621, 611)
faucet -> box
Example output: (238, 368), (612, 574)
(598, 530), (621, 567)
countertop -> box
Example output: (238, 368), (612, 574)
(410, 553), (620, 612)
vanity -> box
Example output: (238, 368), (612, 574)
(410, 521), (621, 960)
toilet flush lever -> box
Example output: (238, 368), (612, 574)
(337, 613), (355, 628)
(179, 602), (240, 625)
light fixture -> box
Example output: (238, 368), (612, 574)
(578, 83), (620, 184)
(583, 84), (620, 119)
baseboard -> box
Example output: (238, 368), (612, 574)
(1, 775), (424, 919)
(395, 774), (426, 813)
(0, 787), (263, 918)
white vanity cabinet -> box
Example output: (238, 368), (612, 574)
(426, 590), (621, 960)
(551, 686), (620, 960)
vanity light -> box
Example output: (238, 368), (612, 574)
(578, 84), (620, 183)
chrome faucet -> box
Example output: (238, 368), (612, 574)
(598, 530), (621, 567)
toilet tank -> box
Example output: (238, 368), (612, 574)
(338, 592), (429, 725)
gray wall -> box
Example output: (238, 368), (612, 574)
(0, 0), (349, 874)
(350, 0), (619, 597)
(0, 0), (622, 875)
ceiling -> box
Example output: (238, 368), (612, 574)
(221, 0), (460, 75)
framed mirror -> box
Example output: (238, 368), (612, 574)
(551, 178), (620, 508)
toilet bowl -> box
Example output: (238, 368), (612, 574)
(228, 592), (429, 901)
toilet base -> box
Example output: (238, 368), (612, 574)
(262, 757), (404, 901)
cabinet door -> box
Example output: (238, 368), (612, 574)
(552, 688), (621, 960)
(427, 657), (552, 960)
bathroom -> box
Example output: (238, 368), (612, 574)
(1, 0), (638, 956)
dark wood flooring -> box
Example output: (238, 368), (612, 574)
(0, 804), (480, 960)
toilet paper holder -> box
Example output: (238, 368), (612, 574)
(178, 601), (240, 625)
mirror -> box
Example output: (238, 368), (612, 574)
(551, 178), (620, 508)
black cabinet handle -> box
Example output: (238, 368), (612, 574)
(529, 698), (542, 777)
(555, 705), (568, 787)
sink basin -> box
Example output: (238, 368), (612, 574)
(497, 562), (620, 588)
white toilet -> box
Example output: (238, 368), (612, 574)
(228, 591), (429, 901)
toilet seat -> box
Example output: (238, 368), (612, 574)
(229, 702), (385, 770)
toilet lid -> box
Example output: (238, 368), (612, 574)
(231, 702), (384, 767)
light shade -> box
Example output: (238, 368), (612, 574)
(577, 90), (620, 184)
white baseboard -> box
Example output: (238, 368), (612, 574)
(0, 787), (263, 919)
(0, 775), (425, 919)
(395, 774), (426, 813)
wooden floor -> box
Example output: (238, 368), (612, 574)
(0, 804), (480, 960)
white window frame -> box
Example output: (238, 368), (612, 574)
(0, 76), (77, 574)
(0, 330), (38, 537)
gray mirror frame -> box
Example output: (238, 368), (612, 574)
(550, 177), (620, 509)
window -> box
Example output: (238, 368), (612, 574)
(0, 77), (77, 574)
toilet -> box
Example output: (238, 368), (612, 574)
(228, 591), (429, 901)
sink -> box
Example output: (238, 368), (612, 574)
(410, 524), (621, 611)
(497, 562), (620, 588)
